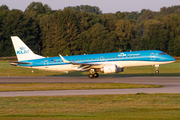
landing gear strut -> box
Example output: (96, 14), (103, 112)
(88, 69), (99, 78)
(155, 65), (159, 74)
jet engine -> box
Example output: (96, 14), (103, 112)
(100, 64), (124, 74)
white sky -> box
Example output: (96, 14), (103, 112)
(1, 0), (180, 13)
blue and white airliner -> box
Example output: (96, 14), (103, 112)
(10, 36), (175, 78)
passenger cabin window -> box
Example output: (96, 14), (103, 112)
(93, 58), (95, 60)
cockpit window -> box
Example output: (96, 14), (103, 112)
(159, 53), (166, 55)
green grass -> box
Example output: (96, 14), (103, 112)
(0, 83), (162, 92)
(0, 61), (179, 119)
(0, 60), (180, 76)
(0, 94), (180, 120)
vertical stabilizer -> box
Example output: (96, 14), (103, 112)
(11, 36), (44, 61)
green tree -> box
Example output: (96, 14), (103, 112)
(88, 23), (119, 53)
(143, 19), (168, 51)
(99, 13), (116, 31)
(44, 9), (79, 56)
(24, 2), (53, 55)
(115, 11), (126, 20)
(115, 19), (136, 51)
(65, 5), (102, 14)
(0, 5), (9, 57)
(78, 12), (100, 32)
(0, 9), (39, 57)
(25, 2), (52, 14)
(162, 14), (180, 56)
(126, 11), (141, 20)
(137, 9), (154, 23)
(160, 5), (180, 16)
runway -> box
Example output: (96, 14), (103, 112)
(0, 76), (180, 97)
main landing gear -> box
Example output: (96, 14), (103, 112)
(88, 69), (99, 78)
(155, 65), (159, 74)
(88, 73), (99, 78)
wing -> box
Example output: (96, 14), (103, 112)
(59, 54), (108, 71)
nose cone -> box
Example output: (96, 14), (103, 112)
(167, 55), (175, 62)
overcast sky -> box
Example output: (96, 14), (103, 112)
(1, 0), (180, 13)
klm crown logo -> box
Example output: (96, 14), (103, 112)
(17, 47), (29, 54)
(118, 53), (126, 56)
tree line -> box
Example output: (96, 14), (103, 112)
(0, 2), (180, 57)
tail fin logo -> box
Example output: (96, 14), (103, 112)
(17, 47), (29, 54)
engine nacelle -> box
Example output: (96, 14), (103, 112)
(100, 64), (115, 74)
(100, 64), (124, 74)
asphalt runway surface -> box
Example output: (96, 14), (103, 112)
(0, 76), (180, 97)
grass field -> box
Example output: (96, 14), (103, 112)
(0, 61), (180, 120)
(0, 83), (162, 92)
(0, 60), (180, 76)
(0, 94), (180, 120)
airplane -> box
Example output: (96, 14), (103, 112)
(10, 36), (175, 78)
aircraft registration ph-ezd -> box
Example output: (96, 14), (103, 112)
(10, 36), (175, 78)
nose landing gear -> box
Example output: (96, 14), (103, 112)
(155, 65), (159, 74)
(155, 70), (159, 74)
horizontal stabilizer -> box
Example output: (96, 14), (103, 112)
(9, 61), (30, 66)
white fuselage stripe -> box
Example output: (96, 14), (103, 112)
(27, 60), (174, 72)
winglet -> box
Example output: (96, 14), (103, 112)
(59, 54), (71, 63)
